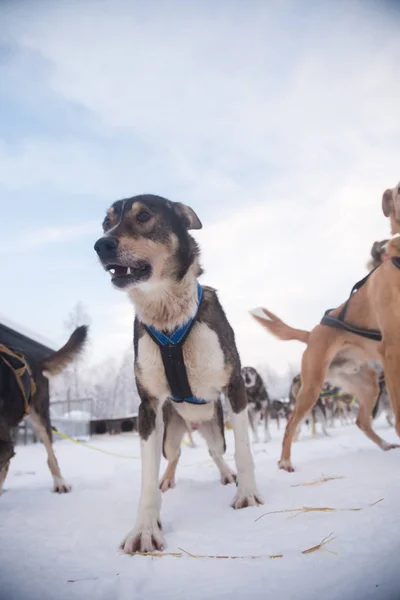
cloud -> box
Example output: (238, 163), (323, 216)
(1, 0), (400, 374)
(9, 221), (99, 251)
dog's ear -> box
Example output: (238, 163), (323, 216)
(382, 189), (393, 217)
(173, 202), (202, 230)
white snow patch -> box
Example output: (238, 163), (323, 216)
(1, 420), (399, 600)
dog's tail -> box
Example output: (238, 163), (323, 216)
(42, 325), (88, 376)
(250, 308), (310, 344)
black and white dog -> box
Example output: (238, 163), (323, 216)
(241, 366), (271, 443)
(94, 194), (263, 554)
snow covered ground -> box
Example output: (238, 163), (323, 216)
(1, 418), (400, 600)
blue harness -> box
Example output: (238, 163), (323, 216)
(143, 282), (208, 405)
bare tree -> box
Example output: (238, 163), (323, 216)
(63, 301), (91, 407)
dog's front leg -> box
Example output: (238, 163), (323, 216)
(226, 377), (263, 509)
(121, 398), (165, 554)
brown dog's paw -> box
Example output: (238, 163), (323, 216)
(159, 476), (175, 493)
(382, 442), (400, 451)
(278, 459), (295, 472)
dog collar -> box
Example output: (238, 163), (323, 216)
(143, 282), (208, 406)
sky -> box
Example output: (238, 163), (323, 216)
(1, 0), (400, 375)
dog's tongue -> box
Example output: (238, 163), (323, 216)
(383, 253), (391, 262)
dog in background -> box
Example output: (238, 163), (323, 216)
(269, 399), (290, 430)
(251, 182), (400, 471)
(94, 194), (262, 554)
(366, 239), (389, 271)
(241, 366), (271, 443)
(0, 326), (88, 495)
(251, 227), (400, 471)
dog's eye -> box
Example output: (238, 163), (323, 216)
(103, 217), (111, 230)
(136, 210), (151, 223)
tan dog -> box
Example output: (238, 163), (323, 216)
(251, 184), (400, 472)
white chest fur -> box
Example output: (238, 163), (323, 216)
(136, 322), (230, 422)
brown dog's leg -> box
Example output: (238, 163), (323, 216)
(343, 365), (399, 450)
(28, 410), (71, 493)
(0, 461), (10, 495)
(379, 341), (400, 441)
(278, 333), (340, 472)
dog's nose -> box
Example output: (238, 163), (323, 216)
(94, 236), (119, 259)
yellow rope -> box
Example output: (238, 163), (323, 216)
(51, 427), (140, 459)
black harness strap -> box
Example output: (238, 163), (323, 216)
(320, 267), (382, 341)
(143, 283), (207, 405)
(391, 256), (400, 269)
(321, 257), (400, 340)
(0, 344), (35, 418)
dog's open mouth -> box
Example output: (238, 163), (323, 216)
(106, 262), (151, 288)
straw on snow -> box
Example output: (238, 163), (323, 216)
(254, 498), (384, 523)
(302, 533), (337, 556)
(290, 475), (345, 487)
(130, 548), (284, 560)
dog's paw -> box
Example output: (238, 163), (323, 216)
(381, 442), (400, 451)
(278, 459), (295, 472)
(121, 519), (165, 554)
(159, 475), (175, 492)
(53, 477), (71, 493)
(231, 489), (263, 509)
(220, 471), (237, 486)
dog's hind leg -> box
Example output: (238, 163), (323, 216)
(159, 402), (187, 492)
(342, 365), (399, 451)
(186, 428), (196, 448)
(0, 460), (10, 495)
(28, 409), (71, 493)
(315, 405), (329, 436)
(311, 410), (317, 438)
(379, 339), (400, 441)
(198, 403), (236, 486)
(263, 406), (272, 443)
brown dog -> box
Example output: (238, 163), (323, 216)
(251, 184), (400, 472)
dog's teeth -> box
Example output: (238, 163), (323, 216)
(109, 268), (116, 275)
(127, 267), (131, 275)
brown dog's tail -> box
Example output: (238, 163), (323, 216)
(42, 325), (88, 376)
(250, 308), (310, 344)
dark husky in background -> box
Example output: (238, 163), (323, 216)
(241, 366), (271, 443)
(94, 194), (262, 554)
(0, 326), (88, 494)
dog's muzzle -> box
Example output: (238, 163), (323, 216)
(94, 235), (119, 262)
